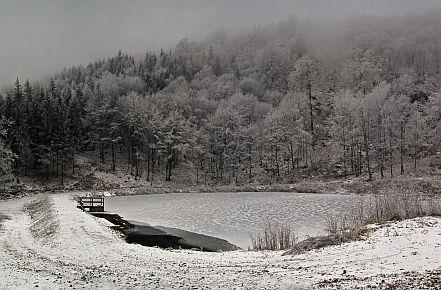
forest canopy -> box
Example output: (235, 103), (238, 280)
(1, 11), (441, 185)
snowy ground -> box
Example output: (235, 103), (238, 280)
(0, 193), (440, 289)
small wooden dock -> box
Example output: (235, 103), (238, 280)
(77, 197), (105, 212)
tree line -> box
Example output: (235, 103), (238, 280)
(1, 11), (441, 186)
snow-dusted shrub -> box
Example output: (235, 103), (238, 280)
(250, 219), (296, 251)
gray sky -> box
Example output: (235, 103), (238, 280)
(1, 0), (440, 87)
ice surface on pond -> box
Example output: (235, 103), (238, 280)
(105, 192), (362, 249)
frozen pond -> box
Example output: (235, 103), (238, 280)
(105, 192), (362, 249)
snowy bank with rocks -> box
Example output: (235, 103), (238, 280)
(0, 193), (440, 289)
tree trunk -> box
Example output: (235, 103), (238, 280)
(56, 153), (59, 178)
(308, 82), (314, 138)
(400, 121), (405, 175)
(377, 125), (384, 179)
(112, 142), (116, 170)
(358, 143), (363, 177)
(135, 148), (139, 181)
(100, 142), (105, 164)
(342, 130), (347, 178)
(414, 147), (418, 170)
(196, 160), (199, 184)
(61, 162), (64, 185)
(289, 141), (295, 171)
(146, 147), (150, 181)
(307, 82), (315, 168)
(389, 128), (393, 178)
(362, 113), (372, 181)
(165, 145), (172, 181)
(248, 142), (252, 180)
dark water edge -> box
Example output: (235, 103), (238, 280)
(91, 212), (240, 252)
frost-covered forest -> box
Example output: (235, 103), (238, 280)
(1, 11), (441, 185)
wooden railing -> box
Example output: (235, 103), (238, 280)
(77, 197), (105, 212)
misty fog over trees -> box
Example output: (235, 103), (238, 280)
(1, 11), (441, 186)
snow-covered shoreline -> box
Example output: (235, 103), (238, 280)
(1, 193), (440, 289)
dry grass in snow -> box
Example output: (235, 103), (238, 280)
(325, 192), (441, 237)
(250, 219), (297, 251)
